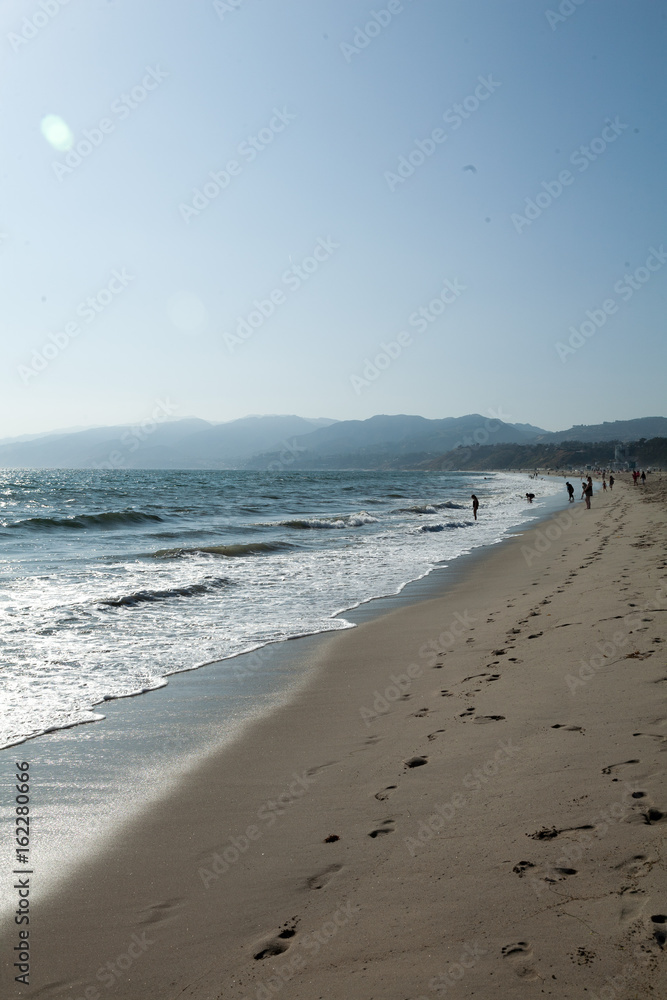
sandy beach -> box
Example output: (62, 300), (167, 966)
(3, 475), (666, 1000)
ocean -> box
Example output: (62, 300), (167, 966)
(0, 468), (562, 750)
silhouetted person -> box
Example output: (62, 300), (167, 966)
(609, 475), (614, 491)
(584, 477), (593, 509)
(641, 470), (646, 484)
(526, 493), (535, 503)
(471, 494), (479, 520)
(566, 482), (574, 502)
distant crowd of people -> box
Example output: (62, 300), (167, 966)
(471, 468), (649, 520)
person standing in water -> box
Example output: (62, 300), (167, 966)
(566, 482), (575, 502)
(471, 495), (479, 520)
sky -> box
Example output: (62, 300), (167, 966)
(0, 0), (665, 436)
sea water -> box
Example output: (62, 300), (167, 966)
(0, 468), (561, 749)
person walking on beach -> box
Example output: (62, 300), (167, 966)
(566, 482), (575, 502)
(471, 495), (479, 520)
(603, 478), (607, 491)
(641, 470), (646, 485)
(609, 474), (614, 491)
(584, 476), (593, 509)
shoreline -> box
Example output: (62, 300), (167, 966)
(1, 473), (565, 755)
(2, 476), (664, 998)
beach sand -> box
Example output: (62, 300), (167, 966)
(2, 475), (666, 999)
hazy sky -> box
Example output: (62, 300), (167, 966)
(1, 0), (664, 436)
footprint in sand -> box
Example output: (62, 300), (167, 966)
(602, 759), (639, 775)
(527, 824), (594, 840)
(459, 709), (505, 724)
(375, 785), (397, 801)
(253, 919), (299, 960)
(427, 729), (446, 741)
(501, 942), (539, 980)
(514, 860), (577, 883)
(369, 819), (395, 838)
(640, 807), (665, 825)
(551, 724), (584, 733)
(650, 915), (667, 949)
(512, 860), (536, 878)
(412, 707), (430, 717)
(304, 864), (343, 891)
(404, 755), (428, 768)
(137, 898), (183, 926)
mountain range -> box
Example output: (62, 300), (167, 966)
(0, 414), (665, 470)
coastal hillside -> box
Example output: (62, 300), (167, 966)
(422, 437), (667, 471)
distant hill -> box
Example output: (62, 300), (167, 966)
(422, 438), (667, 471)
(0, 415), (335, 470)
(0, 413), (664, 470)
(246, 414), (538, 469)
(541, 417), (667, 444)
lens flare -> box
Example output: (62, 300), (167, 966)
(40, 115), (74, 152)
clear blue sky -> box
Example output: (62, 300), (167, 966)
(0, 0), (664, 436)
